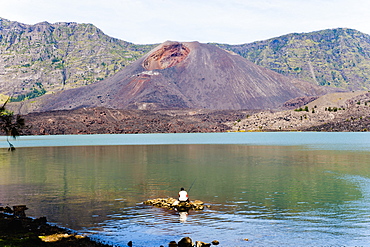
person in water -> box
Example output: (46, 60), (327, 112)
(178, 187), (189, 202)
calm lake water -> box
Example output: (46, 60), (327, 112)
(1, 132), (370, 246)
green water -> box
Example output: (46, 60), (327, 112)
(1, 133), (370, 246)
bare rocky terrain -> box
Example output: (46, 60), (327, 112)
(18, 91), (370, 135)
(21, 108), (253, 135)
(229, 91), (370, 132)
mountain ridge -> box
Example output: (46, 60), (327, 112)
(0, 17), (155, 100)
(216, 28), (370, 90)
(1, 18), (368, 133)
(1, 18), (370, 106)
(11, 40), (337, 114)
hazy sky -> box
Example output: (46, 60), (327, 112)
(1, 0), (369, 44)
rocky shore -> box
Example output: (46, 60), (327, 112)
(0, 206), (111, 247)
(0, 205), (219, 247)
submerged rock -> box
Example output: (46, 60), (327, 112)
(211, 240), (220, 245)
(168, 237), (218, 247)
(169, 240), (178, 246)
(143, 198), (208, 211)
(195, 241), (212, 247)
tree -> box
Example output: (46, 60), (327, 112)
(0, 99), (26, 151)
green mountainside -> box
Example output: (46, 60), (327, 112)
(2, 18), (370, 103)
(216, 28), (370, 90)
(0, 18), (155, 100)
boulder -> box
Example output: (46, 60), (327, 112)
(178, 237), (193, 247)
(195, 241), (211, 247)
(169, 241), (178, 247)
(13, 205), (28, 217)
(211, 240), (220, 245)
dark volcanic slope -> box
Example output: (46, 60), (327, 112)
(18, 41), (332, 113)
(22, 108), (253, 135)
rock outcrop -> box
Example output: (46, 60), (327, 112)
(0, 207), (110, 246)
(143, 198), (208, 211)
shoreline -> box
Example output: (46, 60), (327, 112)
(0, 209), (112, 247)
(0, 208), (217, 247)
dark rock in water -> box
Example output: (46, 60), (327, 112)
(195, 241), (211, 247)
(178, 237), (193, 247)
(13, 205), (28, 217)
(169, 240), (178, 247)
(0, 205), (28, 217)
(211, 240), (220, 245)
(167, 237), (217, 247)
(0, 206), (13, 214)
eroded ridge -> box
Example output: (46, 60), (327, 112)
(142, 42), (190, 70)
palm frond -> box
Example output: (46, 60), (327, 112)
(0, 98), (9, 112)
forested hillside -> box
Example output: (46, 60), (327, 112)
(217, 28), (370, 90)
(0, 18), (155, 100)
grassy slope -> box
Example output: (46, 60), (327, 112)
(0, 18), (156, 99)
(216, 28), (370, 91)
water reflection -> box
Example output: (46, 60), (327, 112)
(1, 142), (370, 246)
(178, 211), (188, 223)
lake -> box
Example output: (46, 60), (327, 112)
(1, 132), (370, 246)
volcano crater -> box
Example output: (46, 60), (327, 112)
(142, 41), (190, 70)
